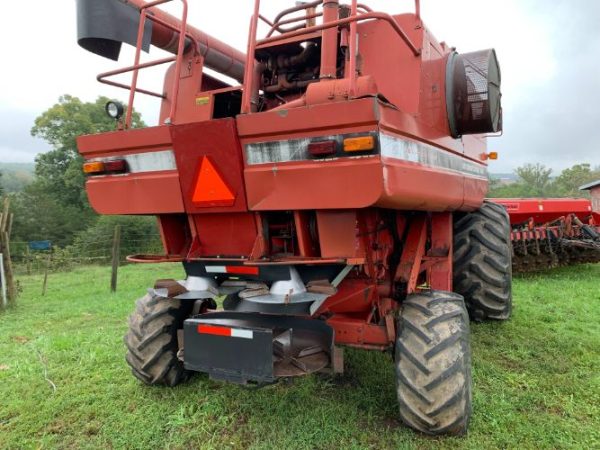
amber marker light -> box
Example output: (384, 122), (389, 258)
(343, 136), (375, 152)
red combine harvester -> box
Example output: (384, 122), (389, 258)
(76, 0), (510, 435)
(494, 198), (600, 272)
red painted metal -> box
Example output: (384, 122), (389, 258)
(98, 57), (175, 100)
(348, 0), (358, 97)
(326, 315), (390, 348)
(395, 215), (427, 294)
(77, 1), (501, 351)
(86, 172), (184, 215)
(125, 0), (246, 80)
(170, 120), (248, 214)
(256, 12), (420, 57)
(320, 0), (340, 80)
(429, 213), (453, 291)
(494, 198), (597, 224)
(101, 0), (246, 126)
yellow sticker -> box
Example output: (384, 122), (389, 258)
(195, 96), (210, 106)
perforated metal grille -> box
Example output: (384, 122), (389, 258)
(447, 49), (502, 137)
(464, 51), (492, 120)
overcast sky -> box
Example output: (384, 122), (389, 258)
(0, 0), (598, 173)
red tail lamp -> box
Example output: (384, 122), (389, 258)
(308, 140), (337, 157)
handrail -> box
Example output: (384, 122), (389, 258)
(242, 0), (261, 114)
(347, 0), (358, 98)
(98, 57), (177, 99)
(128, 0), (188, 127)
(96, 0), (191, 128)
(241, 1), (422, 114)
(272, 0), (323, 25)
(257, 12), (421, 57)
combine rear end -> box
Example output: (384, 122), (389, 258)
(495, 198), (600, 272)
(75, 0), (511, 435)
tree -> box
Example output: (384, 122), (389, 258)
(488, 162), (600, 199)
(487, 182), (532, 198)
(514, 163), (554, 197)
(10, 95), (145, 247)
(553, 163), (600, 197)
(31, 95), (144, 210)
(9, 185), (91, 247)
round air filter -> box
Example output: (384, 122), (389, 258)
(446, 49), (502, 138)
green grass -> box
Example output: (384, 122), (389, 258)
(1, 264), (599, 449)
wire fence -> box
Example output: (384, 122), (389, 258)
(10, 230), (164, 276)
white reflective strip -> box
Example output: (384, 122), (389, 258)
(246, 136), (338, 165)
(123, 150), (177, 173)
(379, 134), (488, 179)
(245, 133), (487, 179)
(231, 329), (254, 339)
(205, 266), (227, 273)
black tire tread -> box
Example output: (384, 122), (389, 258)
(124, 293), (191, 387)
(453, 200), (512, 321)
(396, 291), (472, 436)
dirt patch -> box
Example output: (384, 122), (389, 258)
(11, 336), (30, 344)
(46, 419), (68, 434)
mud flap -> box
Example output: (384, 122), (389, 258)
(184, 312), (334, 384)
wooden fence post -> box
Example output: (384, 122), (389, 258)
(0, 198), (16, 305)
(25, 246), (31, 275)
(42, 252), (51, 297)
(111, 225), (122, 292)
(0, 252), (7, 309)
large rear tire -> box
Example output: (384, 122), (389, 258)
(396, 291), (472, 436)
(124, 294), (192, 387)
(453, 200), (513, 321)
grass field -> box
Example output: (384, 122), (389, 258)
(1, 263), (599, 449)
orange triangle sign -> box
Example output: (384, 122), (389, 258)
(192, 157), (235, 207)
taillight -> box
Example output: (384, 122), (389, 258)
(245, 132), (379, 165)
(308, 140), (337, 157)
(83, 159), (128, 175)
(104, 159), (128, 172)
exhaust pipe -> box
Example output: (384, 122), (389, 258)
(76, 0), (246, 82)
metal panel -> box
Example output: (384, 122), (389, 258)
(170, 119), (249, 214)
(86, 172), (184, 215)
(184, 312), (334, 384)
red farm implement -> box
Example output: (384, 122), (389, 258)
(75, 0), (511, 435)
(494, 197), (600, 273)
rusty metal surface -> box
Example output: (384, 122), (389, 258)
(513, 236), (600, 273)
(495, 198), (600, 272)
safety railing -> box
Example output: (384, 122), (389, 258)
(241, 0), (422, 114)
(97, 0), (193, 128)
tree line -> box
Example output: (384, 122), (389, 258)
(488, 163), (600, 198)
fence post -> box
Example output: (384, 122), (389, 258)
(0, 198), (15, 304)
(25, 246), (31, 275)
(42, 252), (51, 296)
(111, 225), (122, 292)
(0, 252), (7, 309)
